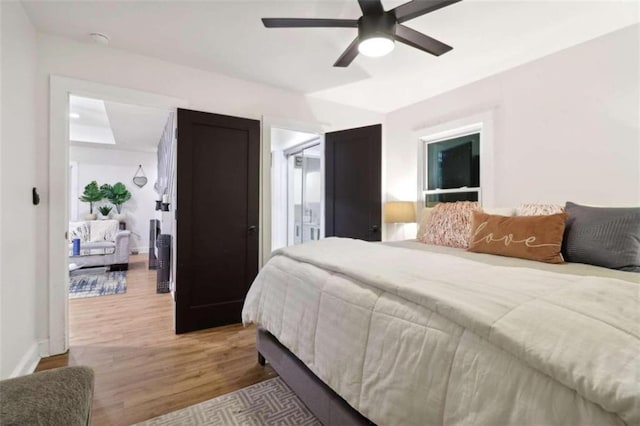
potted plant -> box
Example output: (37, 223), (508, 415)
(98, 205), (113, 219)
(101, 182), (132, 222)
(79, 181), (103, 220)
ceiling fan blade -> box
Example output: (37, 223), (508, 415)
(392, 0), (462, 23)
(333, 37), (360, 67)
(262, 18), (358, 28)
(395, 24), (452, 56)
(358, 0), (385, 15)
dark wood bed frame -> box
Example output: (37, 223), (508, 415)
(256, 328), (375, 425)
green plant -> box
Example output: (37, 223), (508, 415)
(101, 182), (132, 214)
(98, 205), (112, 216)
(79, 181), (103, 214)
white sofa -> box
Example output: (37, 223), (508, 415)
(69, 220), (131, 270)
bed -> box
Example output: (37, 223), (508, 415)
(242, 237), (639, 426)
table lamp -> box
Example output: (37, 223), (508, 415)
(384, 201), (416, 240)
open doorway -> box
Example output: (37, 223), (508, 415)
(270, 127), (324, 252)
(48, 76), (186, 356)
(66, 93), (176, 339)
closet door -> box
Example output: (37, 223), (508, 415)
(175, 109), (259, 334)
(325, 124), (382, 241)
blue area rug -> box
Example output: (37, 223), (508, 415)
(69, 268), (127, 299)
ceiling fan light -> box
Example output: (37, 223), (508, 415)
(358, 36), (395, 57)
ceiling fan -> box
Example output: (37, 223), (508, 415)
(262, 0), (461, 67)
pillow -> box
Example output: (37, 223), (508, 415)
(482, 207), (516, 217)
(421, 201), (479, 248)
(563, 202), (640, 272)
(416, 207), (434, 240)
(69, 222), (90, 243)
(468, 211), (567, 263)
(89, 220), (119, 242)
(518, 203), (564, 216)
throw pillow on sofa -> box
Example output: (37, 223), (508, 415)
(69, 222), (90, 243)
(89, 220), (119, 242)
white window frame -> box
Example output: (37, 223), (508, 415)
(415, 110), (495, 211)
(422, 128), (482, 205)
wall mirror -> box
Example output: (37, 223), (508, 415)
(133, 165), (148, 188)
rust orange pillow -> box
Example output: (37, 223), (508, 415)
(468, 211), (568, 263)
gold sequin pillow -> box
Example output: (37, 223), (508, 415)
(421, 201), (479, 248)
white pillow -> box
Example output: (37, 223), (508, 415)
(89, 220), (119, 242)
(517, 203), (564, 216)
(482, 207), (516, 216)
(69, 221), (90, 242)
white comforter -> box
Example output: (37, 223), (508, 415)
(242, 238), (639, 426)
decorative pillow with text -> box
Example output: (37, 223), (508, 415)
(468, 210), (567, 263)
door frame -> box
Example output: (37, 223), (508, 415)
(260, 116), (325, 266)
(48, 76), (187, 356)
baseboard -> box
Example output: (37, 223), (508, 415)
(38, 339), (50, 358)
(10, 341), (41, 378)
(131, 246), (149, 254)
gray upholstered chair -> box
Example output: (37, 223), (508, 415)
(0, 366), (94, 425)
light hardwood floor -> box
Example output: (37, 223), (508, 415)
(36, 254), (276, 426)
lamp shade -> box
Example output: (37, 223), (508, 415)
(384, 201), (416, 223)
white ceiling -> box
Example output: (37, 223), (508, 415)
(24, 1), (639, 113)
(69, 95), (116, 145)
(104, 101), (170, 151)
(70, 95), (170, 152)
(272, 127), (320, 151)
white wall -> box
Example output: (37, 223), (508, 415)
(34, 33), (383, 349)
(0, 1), (40, 378)
(385, 24), (640, 215)
(70, 146), (158, 253)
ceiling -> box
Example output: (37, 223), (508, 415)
(69, 95), (116, 145)
(271, 127), (320, 151)
(24, 1), (639, 113)
(70, 95), (170, 152)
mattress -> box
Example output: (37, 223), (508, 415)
(242, 238), (639, 426)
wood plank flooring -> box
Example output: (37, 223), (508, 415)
(36, 255), (276, 426)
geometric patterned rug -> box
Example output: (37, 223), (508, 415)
(69, 267), (127, 299)
(134, 377), (321, 425)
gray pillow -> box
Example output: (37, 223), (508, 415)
(563, 202), (640, 272)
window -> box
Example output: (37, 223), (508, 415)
(422, 132), (480, 207)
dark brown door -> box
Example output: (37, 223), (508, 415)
(325, 124), (382, 241)
(175, 109), (259, 334)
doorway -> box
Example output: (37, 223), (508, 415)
(48, 76), (186, 356)
(64, 93), (176, 354)
(269, 127), (323, 252)
(286, 142), (322, 246)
